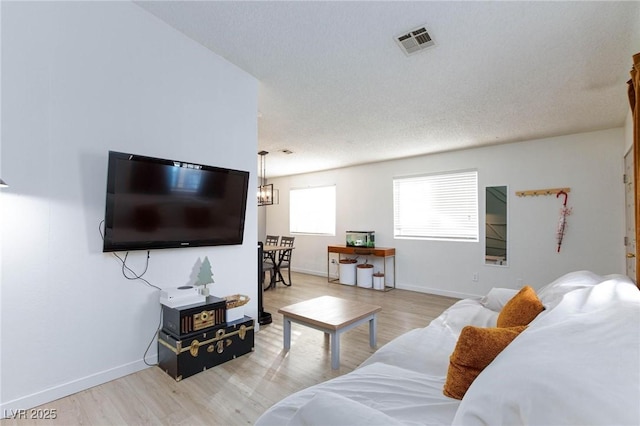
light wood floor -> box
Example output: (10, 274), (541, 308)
(2, 273), (458, 425)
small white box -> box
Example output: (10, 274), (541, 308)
(160, 286), (205, 308)
(226, 306), (245, 323)
(223, 294), (249, 323)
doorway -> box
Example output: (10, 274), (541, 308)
(624, 147), (637, 283)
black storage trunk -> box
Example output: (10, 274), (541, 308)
(158, 316), (254, 381)
(162, 296), (226, 339)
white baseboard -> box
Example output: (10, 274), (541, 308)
(0, 357), (155, 418)
(291, 267), (326, 278)
(397, 283), (480, 300)
(291, 268), (480, 300)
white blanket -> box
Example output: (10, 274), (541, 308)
(259, 363), (459, 426)
(453, 275), (640, 426)
(359, 297), (498, 375)
(256, 272), (639, 426)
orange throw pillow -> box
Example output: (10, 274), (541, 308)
(496, 285), (544, 328)
(443, 325), (527, 400)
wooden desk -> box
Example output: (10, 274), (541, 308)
(278, 296), (382, 369)
(327, 245), (396, 291)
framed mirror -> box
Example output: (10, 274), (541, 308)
(485, 186), (508, 266)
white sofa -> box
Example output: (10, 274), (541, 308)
(255, 271), (640, 425)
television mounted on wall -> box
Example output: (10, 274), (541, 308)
(102, 151), (249, 252)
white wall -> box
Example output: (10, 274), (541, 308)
(625, 109), (634, 154)
(0, 2), (257, 412)
(267, 128), (625, 298)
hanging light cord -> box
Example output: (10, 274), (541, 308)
(258, 150), (269, 187)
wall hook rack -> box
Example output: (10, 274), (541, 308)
(515, 187), (571, 197)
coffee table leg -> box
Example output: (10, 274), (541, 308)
(369, 315), (377, 347)
(330, 331), (339, 369)
(283, 316), (291, 351)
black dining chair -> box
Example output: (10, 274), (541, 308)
(262, 235), (279, 289)
(265, 235), (280, 246)
(263, 235), (279, 267)
(276, 236), (295, 286)
(263, 235), (280, 266)
(262, 260), (275, 290)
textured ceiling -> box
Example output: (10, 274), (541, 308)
(136, 1), (640, 178)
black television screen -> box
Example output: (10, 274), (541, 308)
(103, 151), (249, 252)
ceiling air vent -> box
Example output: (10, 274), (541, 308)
(395, 26), (435, 56)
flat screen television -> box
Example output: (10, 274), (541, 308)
(103, 151), (249, 252)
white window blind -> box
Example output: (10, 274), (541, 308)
(290, 185), (336, 235)
(393, 170), (478, 241)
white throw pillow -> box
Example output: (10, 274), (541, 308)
(480, 287), (519, 312)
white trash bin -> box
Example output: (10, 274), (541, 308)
(339, 259), (357, 285)
(373, 272), (385, 290)
(357, 263), (374, 288)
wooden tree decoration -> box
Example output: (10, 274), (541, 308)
(196, 256), (214, 295)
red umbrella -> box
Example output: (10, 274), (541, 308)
(556, 190), (572, 253)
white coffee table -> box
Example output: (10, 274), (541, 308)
(278, 295), (382, 369)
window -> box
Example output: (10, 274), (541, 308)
(290, 185), (336, 235)
(393, 170), (478, 241)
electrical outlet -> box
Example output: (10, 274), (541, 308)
(472, 272), (479, 282)
(517, 278), (523, 287)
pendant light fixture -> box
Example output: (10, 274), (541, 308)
(257, 151), (274, 206)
